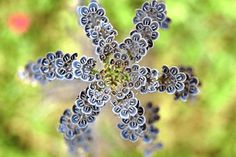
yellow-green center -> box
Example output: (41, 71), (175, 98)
(102, 65), (130, 91)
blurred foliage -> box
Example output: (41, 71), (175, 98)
(0, 0), (236, 157)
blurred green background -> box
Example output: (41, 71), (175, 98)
(0, 0), (236, 157)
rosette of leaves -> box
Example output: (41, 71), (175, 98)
(20, 0), (201, 155)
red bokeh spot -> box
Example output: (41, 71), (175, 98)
(8, 13), (31, 34)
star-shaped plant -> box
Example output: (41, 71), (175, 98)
(19, 0), (200, 156)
